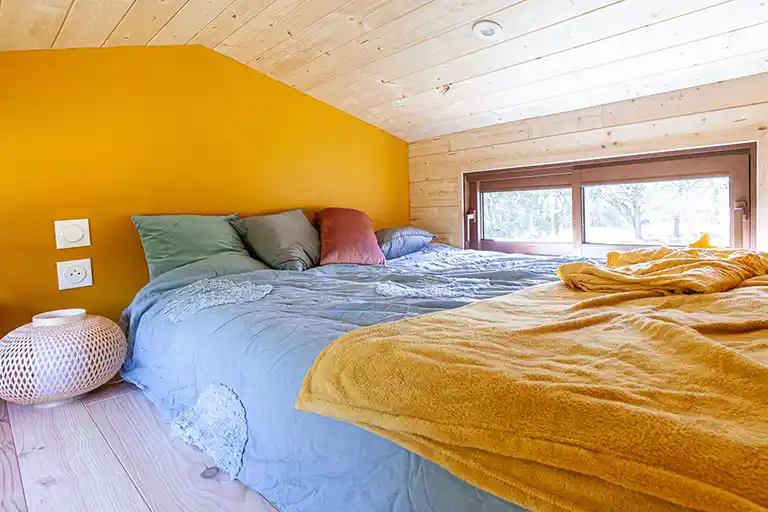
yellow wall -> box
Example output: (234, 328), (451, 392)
(0, 45), (409, 336)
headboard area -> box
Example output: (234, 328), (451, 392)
(0, 46), (409, 336)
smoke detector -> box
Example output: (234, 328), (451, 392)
(473, 20), (503, 41)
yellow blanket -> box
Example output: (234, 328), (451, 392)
(559, 247), (768, 294)
(296, 251), (768, 512)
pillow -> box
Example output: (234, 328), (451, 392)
(234, 209), (320, 271)
(376, 227), (436, 259)
(132, 214), (249, 279)
(314, 208), (385, 266)
(152, 254), (270, 284)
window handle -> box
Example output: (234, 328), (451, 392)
(733, 200), (747, 248)
(465, 210), (476, 243)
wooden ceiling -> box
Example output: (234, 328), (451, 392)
(1, 0), (767, 142)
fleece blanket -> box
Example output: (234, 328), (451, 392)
(559, 246), (768, 294)
(296, 250), (768, 512)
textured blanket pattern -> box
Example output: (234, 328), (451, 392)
(297, 251), (768, 512)
(171, 382), (247, 477)
(161, 278), (272, 322)
(375, 275), (491, 298)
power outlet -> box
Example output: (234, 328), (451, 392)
(57, 259), (93, 291)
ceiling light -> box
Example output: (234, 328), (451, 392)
(473, 20), (503, 41)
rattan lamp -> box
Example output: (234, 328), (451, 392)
(0, 309), (127, 406)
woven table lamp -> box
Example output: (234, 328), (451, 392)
(0, 309), (127, 406)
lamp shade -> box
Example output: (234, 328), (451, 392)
(0, 310), (127, 405)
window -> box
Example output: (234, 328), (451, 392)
(464, 145), (755, 255)
(583, 177), (730, 247)
(483, 189), (572, 242)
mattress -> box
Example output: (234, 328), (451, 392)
(121, 245), (588, 512)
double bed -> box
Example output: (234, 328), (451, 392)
(121, 244), (585, 512)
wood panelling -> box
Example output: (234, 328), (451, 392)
(216, 0), (348, 64)
(2, 0), (768, 140)
(86, 391), (275, 512)
(381, 22), (768, 134)
(403, 47), (768, 141)
(251, 0), (431, 77)
(188, 0), (276, 48)
(3, 386), (276, 512)
(434, 233), (463, 247)
(7, 401), (150, 512)
(53, 0), (135, 48)
(149, 0), (235, 46)
(410, 179), (459, 209)
(411, 73), (768, 157)
(304, 0), (619, 109)
(105, 0), (190, 47)
(410, 206), (460, 235)
(0, 0), (73, 51)
(411, 102), (768, 178)
(407, 74), (768, 247)
(350, 0), (731, 117)
(0, 402), (26, 512)
(281, 0), (524, 90)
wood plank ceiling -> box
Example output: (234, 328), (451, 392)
(1, 0), (767, 142)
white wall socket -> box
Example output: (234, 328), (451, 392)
(54, 219), (91, 249)
(57, 259), (93, 291)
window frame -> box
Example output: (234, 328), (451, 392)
(463, 143), (757, 255)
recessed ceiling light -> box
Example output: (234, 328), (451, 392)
(473, 20), (503, 41)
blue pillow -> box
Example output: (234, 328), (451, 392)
(375, 227), (436, 259)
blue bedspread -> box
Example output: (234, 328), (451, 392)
(121, 245), (586, 512)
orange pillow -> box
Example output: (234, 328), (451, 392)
(314, 208), (386, 266)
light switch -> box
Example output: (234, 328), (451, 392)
(54, 219), (91, 249)
(57, 259), (93, 290)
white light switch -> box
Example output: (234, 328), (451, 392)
(57, 259), (93, 290)
(54, 219), (91, 249)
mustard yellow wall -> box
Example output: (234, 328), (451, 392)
(0, 45), (409, 336)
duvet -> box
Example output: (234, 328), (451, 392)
(121, 245), (586, 512)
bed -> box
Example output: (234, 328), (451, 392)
(293, 247), (768, 511)
(121, 244), (587, 512)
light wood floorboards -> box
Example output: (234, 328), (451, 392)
(0, 384), (277, 512)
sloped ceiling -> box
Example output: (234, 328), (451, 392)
(1, 0), (767, 142)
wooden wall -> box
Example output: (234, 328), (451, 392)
(408, 72), (768, 248)
(4, 1), (768, 141)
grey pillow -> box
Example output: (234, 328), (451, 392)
(234, 209), (320, 271)
(376, 227), (436, 259)
(132, 214), (249, 280)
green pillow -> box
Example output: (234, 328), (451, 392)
(132, 214), (249, 279)
(234, 209), (320, 271)
(152, 254), (270, 283)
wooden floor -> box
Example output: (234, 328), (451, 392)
(0, 383), (277, 512)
